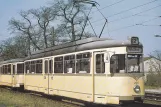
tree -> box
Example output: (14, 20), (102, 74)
(13, 35), (29, 57)
(6, 0), (95, 60)
(9, 10), (41, 54)
(0, 35), (28, 60)
(29, 6), (59, 48)
(51, 0), (91, 41)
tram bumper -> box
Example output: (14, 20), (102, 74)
(119, 95), (144, 102)
(103, 95), (144, 105)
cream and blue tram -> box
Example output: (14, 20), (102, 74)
(0, 58), (24, 88)
(24, 37), (144, 105)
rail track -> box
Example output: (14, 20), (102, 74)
(145, 90), (161, 102)
(1, 87), (161, 107)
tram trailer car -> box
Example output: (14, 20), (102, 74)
(22, 37), (143, 105)
(0, 59), (24, 88)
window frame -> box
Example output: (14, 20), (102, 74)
(36, 60), (43, 74)
(25, 59), (43, 74)
(95, 54), (105, 74)
(17, 63), (24, 74)
(54, 56), (63, 73)
(110, 54), (126, 73)
(76, 52), (91, 74)
(64, 54), (75, 73)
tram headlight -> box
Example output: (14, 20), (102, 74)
(133, 85), (140, 93)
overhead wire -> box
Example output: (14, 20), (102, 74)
(106, 17), (160, 33)
(134, 14), (161, 17)
(82, 0), (125, 38)
(108, 4), (161, 24)
(63, 0), (160, 38)
(85, 4), (161, 29)
(95, 6), (108, 37)
(73, 0), (161, 38)
(138, 17), (160, 24)
(80, 6), (95, 39)
(92, 0), (126, 37)
(136, 24), (161, 26)
(109, 25), (136, 32)
(92, 0), (126, 13)
(91, 0), (159, 23)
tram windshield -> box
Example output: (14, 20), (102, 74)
(110, 54), (143, 73)
(127, 54), (142, 73)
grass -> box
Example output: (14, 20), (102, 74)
(0, 87), (161, 107)
(0, 88), (80, 107)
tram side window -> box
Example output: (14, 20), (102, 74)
(54, 56), (63, 73)
(36, 60), (42, 73)
(25, 60), (43, 74)
(0, 67), (2, 74)
(8, 64), (11, 74)
(3, 65), (6, 74)
(6, 65), (9, 74)
(76, 52), (90, 73)
(110, 54), (125, 73)
(49, 60), (53, 73)
(96, 54), (105, 73)
(3, 66), (5, 74)
(1, 66), (3, 74)
(30, 61), (36, 74)
(64, 55), (75, 73)
(17, 64), (24, 74)
(2, 66), (4, 74)
(45, 60), (48, 73)
(4, 65), (7, 74)
(25, 62), (30, 74)
(13, 65), (15, 74)
(2, 65), (5, 74)
(2, 65), (11, 74)
(0, 67), (1, 74)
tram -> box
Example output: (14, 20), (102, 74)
(23, 36), (144, 105)
(0, 58), (24, 88)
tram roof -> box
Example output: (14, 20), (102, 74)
(0, 58), (25, 65)
(31, 37), (110, 55)
(27, 37), (142, 60)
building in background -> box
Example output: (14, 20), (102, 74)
(143, 57), (161, 81)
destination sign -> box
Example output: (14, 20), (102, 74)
(127, 47), (142, 53)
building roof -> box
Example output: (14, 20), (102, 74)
(143, 56), (161, 62)
(144, 57), (151, 61)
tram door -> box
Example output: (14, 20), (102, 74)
(44, 58), (53, 94)
(93, 51), (106, 101)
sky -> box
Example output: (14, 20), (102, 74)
(0, 0), (161, 56)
